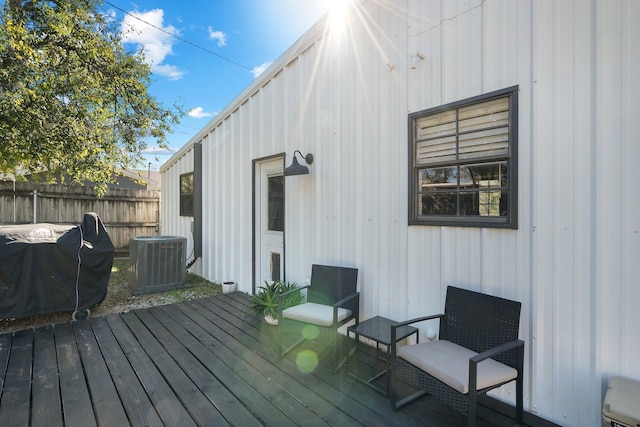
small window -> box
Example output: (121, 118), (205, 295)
(268, 175), (284, 231)
(180, 172), (194, 217)
(409, 86), (518, 228)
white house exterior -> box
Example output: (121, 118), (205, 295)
(160, 1), (639, 425)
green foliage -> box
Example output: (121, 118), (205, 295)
(250, 280), (304, 320)
(0, 0), (183, 194)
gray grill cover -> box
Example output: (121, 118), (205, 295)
(0, 213), (114, 318)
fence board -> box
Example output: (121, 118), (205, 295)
(0, 181), (159, 251)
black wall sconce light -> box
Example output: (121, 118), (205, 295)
(284, 150), (314, 176)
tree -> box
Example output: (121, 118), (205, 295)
(0, 0), (182, 194)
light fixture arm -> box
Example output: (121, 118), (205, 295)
(293, 150), (314, 165)
(284, 150), (314, 176)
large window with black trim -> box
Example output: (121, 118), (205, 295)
(180, 172), (194, 217)
(409, 86), (518, 228)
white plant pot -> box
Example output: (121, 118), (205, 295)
(264, 314), (278, 325)
(222, 281), (236, 294)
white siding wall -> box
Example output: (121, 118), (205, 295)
(160, 149), (196, 270)
(161, 1), (639, 425)
(595, 0), (640, 420)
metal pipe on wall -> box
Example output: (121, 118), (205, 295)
(33, 189), (37, 223)
(13, 178), (16, 223)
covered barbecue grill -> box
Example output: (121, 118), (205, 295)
(0, 212), (114, 320)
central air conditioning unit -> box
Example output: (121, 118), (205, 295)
(128, 236), (187, 295)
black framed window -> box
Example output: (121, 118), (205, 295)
(409, 86), (518, 228)
(180, 172), (194, 217)
(268, 175), (284, 231)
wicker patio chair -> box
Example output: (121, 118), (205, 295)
(278, 264), (359, 373)
(389, 286), (524, 427)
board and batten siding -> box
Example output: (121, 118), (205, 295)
(161, 1), (639, 425)
(160, 149), (195, 260)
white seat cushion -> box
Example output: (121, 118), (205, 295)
(397, 340), (517, 394)
(282, 302), (352, 327)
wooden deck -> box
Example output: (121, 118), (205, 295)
(0, 293), (558, 426)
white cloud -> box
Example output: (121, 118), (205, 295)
(141, 147), (175, 155)
(208, 27), (227, 47)
(153, 64), (185, 81)
(188, 107), (213, 119)
(121, 9), (184, 80)
(251, 62), (272, 78)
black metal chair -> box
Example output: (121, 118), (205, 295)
(278, 264), (359, 373)
(389, 286), (524, 427)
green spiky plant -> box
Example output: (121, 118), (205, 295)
(250, 280), (303, 320)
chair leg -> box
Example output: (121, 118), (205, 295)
(516, 374), (524, 426)
(516, 341), (524, 426)
(467, 389), (477, 427)
(389, 358), (398, 409)
(331, 332), (338, 374)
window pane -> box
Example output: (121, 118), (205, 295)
(420, 192), (457, 215)
(478, 189), (502, 216)
(459, 166), (474, 188)
(466, 162), (508, 187)
(268, 176), (284, 231)
(181, 195), (193, 216)
(180, 173), (194, 217)
(419, 167), (458, 190)
(459, 191), (480, 215)
(181, 174), (193, 193)
(271, 252), (281, 282)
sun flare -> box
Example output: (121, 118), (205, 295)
(324, 0), (351, 30)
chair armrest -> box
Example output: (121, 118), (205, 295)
(390, 314), (444, 359)
(468, 339), (524, 393)
(278, 284), (311, 301)
(333, 291), (359, 308)
(332, 292), (359, 325)
(392, 314), (444, 330)
(469, 339), (524, 364)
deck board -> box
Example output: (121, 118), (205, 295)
(0, 293), (560, 427)
(106, 313), (198, 427)
(55, 323), (97, 427)
(0, 330), (31, 427)
(144, 306), (266, 427)
(188, 299), (360, 427)
(171, 301), (329, 426)
(32, 325), (62, 427)
(120, 310), (228, 426)
(90, 316), (164, 427)
(196, 296), (461, 427)
(155, 304), (298, 426)
(72, 320), (130, 426)
(0, 334), (11, 395)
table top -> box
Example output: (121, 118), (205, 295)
(348, 315), (418, 346)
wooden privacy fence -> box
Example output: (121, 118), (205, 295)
(0, 180), (159, 252)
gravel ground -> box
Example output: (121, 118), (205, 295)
(0, 258), (221, 334)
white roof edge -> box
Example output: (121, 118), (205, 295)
(160, 14), (329, 174)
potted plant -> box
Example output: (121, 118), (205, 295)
(221, 281), (236, 293)
(250, 280), (303, 325)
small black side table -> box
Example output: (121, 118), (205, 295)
(347, 316), (419, 395)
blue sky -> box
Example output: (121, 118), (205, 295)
(103, 0), (333, 169)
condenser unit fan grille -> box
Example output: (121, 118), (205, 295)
(128, 236), (187, 295)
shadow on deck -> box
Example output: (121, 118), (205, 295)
(0, 293), (558, 426)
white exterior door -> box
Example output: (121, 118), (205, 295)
(255, 158), (284, 288)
